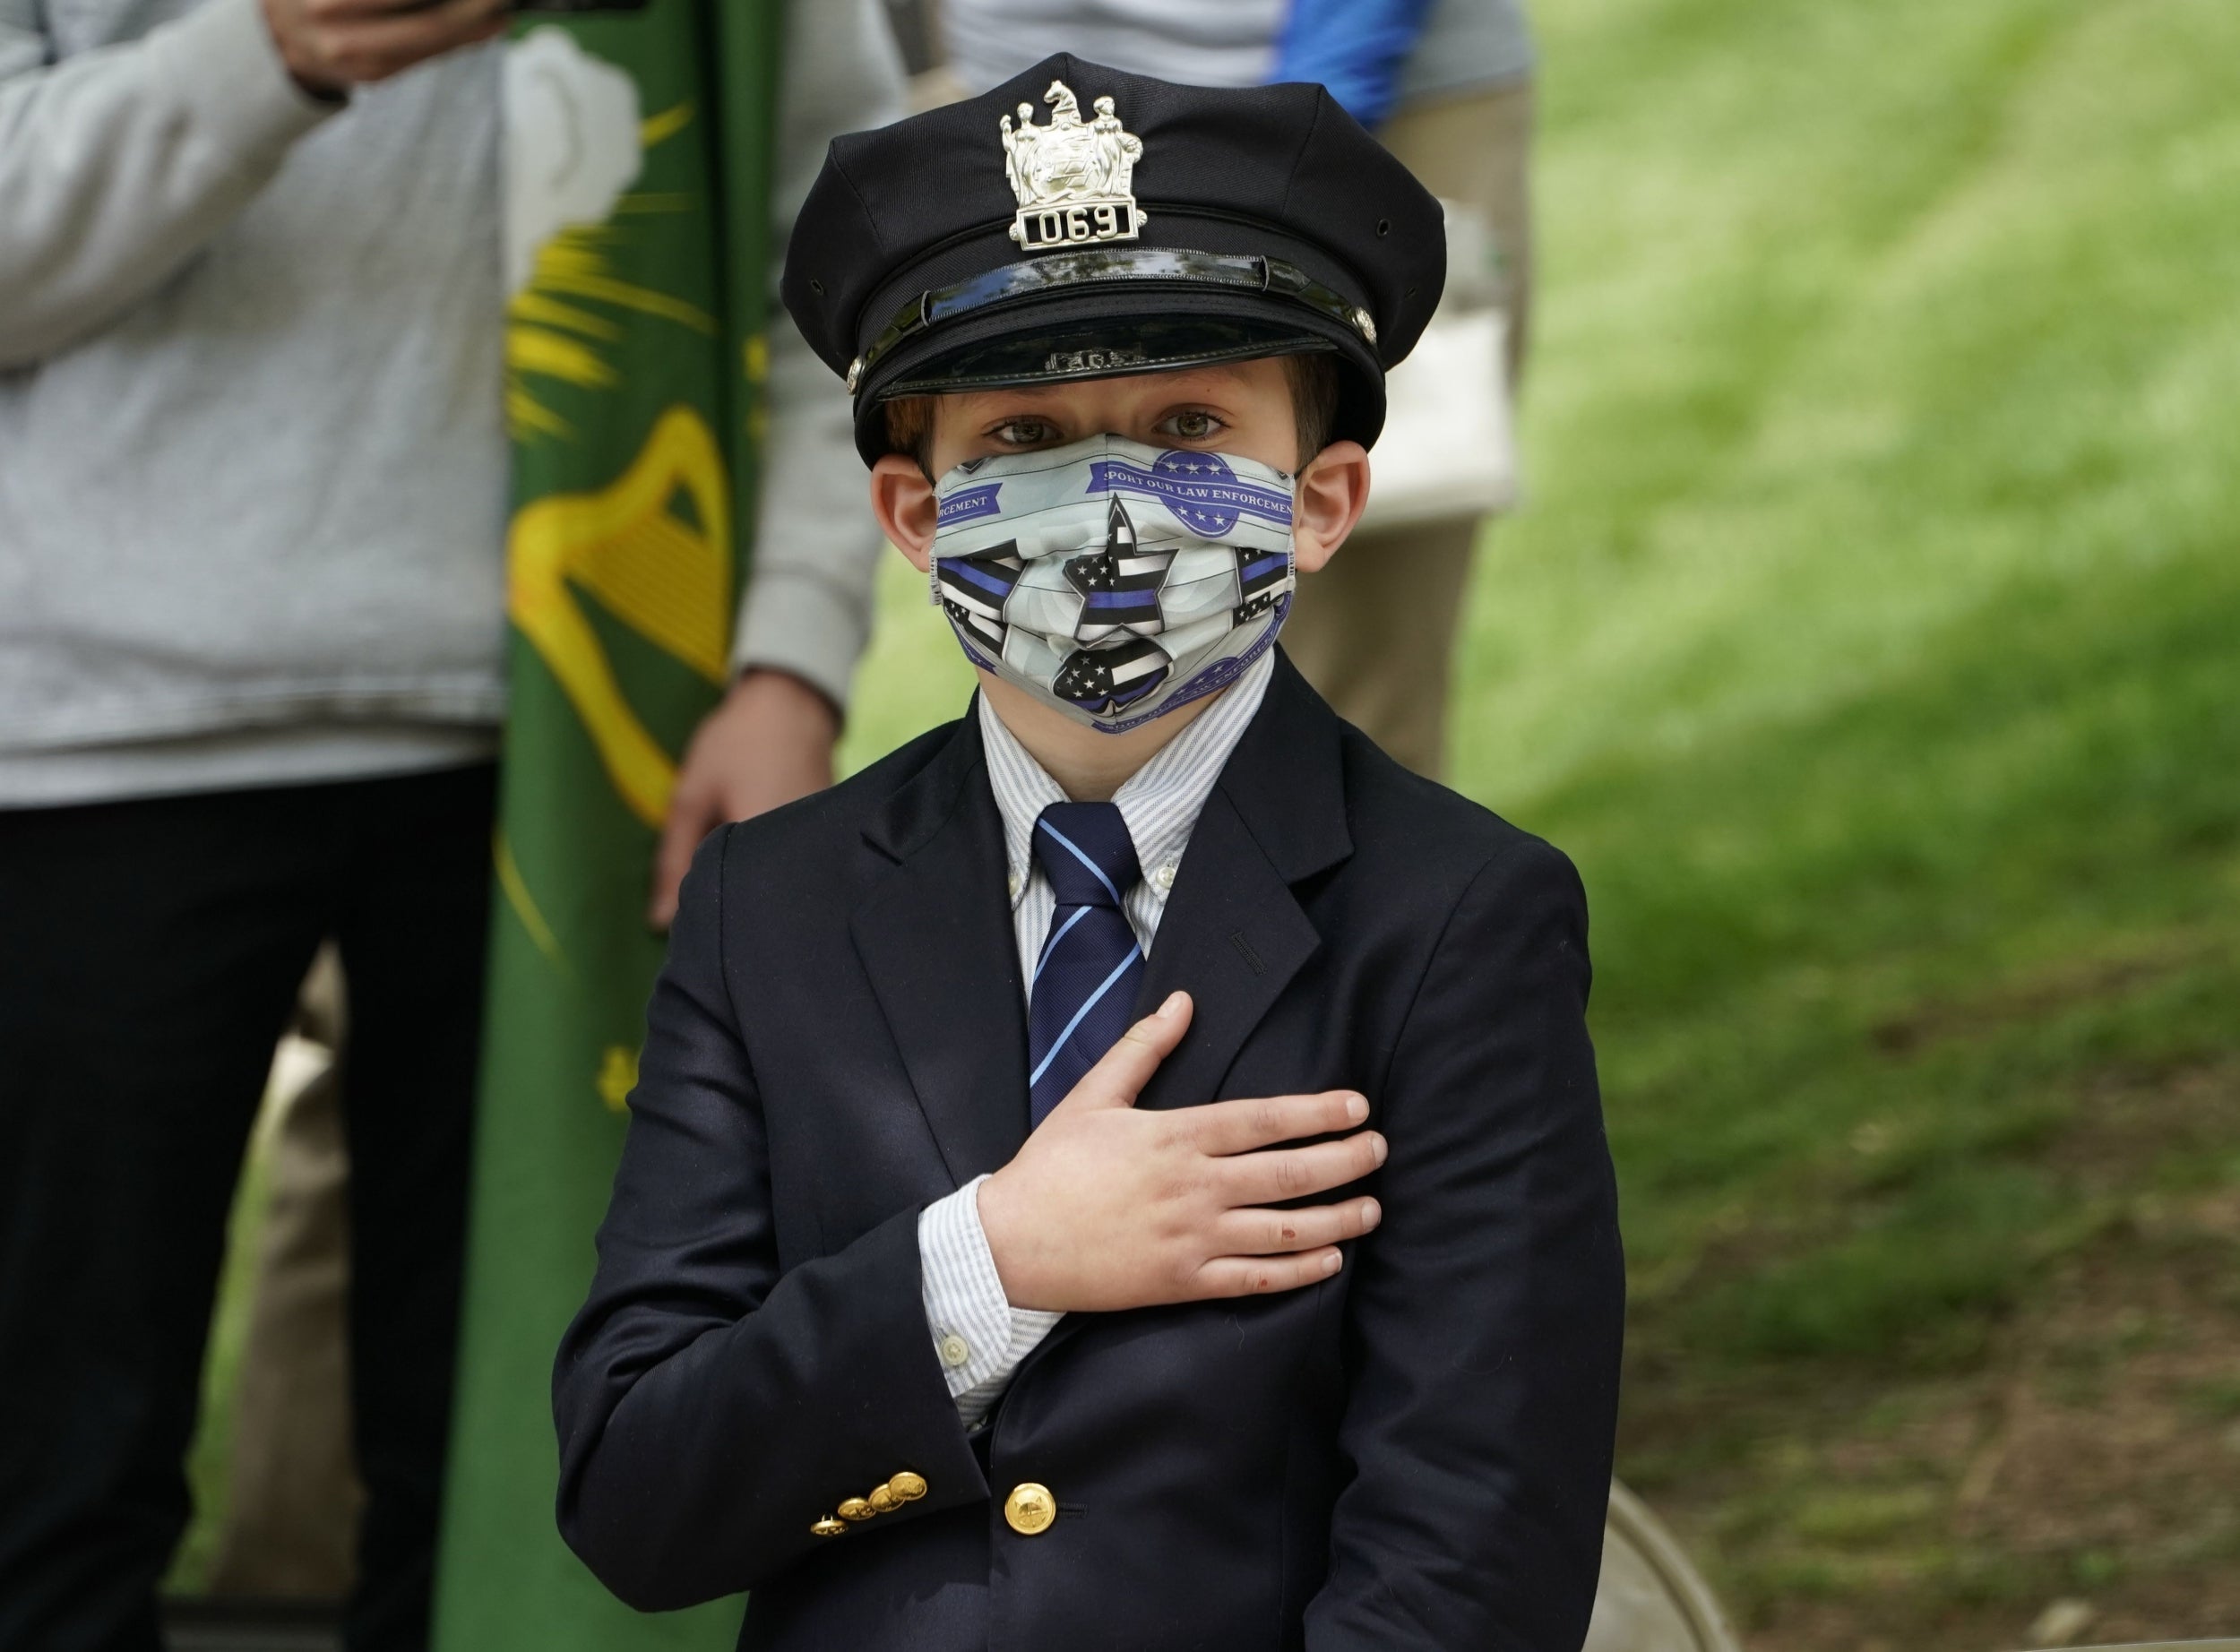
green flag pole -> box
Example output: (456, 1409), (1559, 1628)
(433, 3), (782, 1643)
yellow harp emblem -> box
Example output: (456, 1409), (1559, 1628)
(507, 405), (732, 828)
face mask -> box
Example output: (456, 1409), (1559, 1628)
(929, 434), (1297, 734)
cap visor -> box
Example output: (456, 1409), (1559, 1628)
(854, 286), (1384, 461)
(879, 312), (1340, 398)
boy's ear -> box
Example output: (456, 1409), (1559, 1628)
(1291, 440), (1370, 572)
(870, 454), (939, 572)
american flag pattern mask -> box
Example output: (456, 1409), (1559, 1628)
(930, 434), (1297, 734)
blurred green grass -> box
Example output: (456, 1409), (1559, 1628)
(846, 0), (2240, 1639)
(168, 1143), (268, 1593)
(1477, 0), (2240, 1384)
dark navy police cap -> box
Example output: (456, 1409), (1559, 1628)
(780, 54), (1447, 466)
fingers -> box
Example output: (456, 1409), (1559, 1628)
(643, 676), (839, 928)
(293, 0), (507, 84)
(1052, 992), (1192, 1113)
(340, 0), (507, 77)
(1190, 1246), (1348, 1299)
(308, 0), (478, 18)
(1188, 1088), (1368, 1156)
(1216, 1131), (1387, 1207)
(1212, 1197), (1381, 1256)
(646, 782), (717, 930)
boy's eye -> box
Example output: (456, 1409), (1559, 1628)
(989, 417), (1060, 447)
(1159, 409), (1226, 441)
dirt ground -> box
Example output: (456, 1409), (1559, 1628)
(1622, 1058), (2240, 1652)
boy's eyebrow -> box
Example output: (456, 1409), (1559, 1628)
(991, 360), (1256, 397)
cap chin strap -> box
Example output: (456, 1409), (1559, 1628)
(847, 245), (1378, 395)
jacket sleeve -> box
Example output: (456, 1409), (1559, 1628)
(1306, 838), (1624, 1652)
(553, 826), (986, 1611)
(0, 0), (335, 367)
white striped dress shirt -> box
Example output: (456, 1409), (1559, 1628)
(917, 651), (1277, 1428)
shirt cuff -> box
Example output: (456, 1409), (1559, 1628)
(918, 1175), (1063, 1424)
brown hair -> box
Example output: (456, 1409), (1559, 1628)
(881, 349), (1343, 479)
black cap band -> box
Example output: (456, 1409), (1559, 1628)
(848, 245), (1380, 397)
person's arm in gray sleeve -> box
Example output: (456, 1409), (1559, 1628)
(0, 0), (509, 369)
(728, 309), (886, 708)
(647, 0), (906, 928)
(728, 0), (906, 705)
(0, 0), (337, 367)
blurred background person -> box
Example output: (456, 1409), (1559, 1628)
(933, 0), (1536, 779)
(0, 1), (896, 1647)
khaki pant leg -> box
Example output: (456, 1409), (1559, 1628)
(1281, 515), (1480, 779)
(205, 951), (362, 1598)
(1281, 78), (1535, 779)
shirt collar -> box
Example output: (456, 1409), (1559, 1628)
(978, 650), (1277, 908)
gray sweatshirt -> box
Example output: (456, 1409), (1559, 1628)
(0, 0), (900, 806)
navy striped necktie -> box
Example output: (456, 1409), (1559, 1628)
(1027, 802), (1145, 1126)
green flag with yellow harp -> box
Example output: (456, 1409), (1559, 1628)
(434, 4), (780, 1643)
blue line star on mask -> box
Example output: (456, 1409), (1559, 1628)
(1064, 495), (1176, 640)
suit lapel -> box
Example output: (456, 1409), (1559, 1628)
(850, 710), (1030, 1187)
(1130, 787), (1320, 1111)
(1133, 651), (1354, 1113)
(847, 656), (1352, 1183)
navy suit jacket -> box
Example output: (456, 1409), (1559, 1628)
(554, 653), (1624, 1651)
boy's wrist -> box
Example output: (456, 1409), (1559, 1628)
(973, 1166), (1029, 1307)
(974, 1166), (1073, 1314)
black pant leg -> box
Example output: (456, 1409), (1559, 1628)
(328, 764), (496, 1652)
(0, 789), (330, 1652)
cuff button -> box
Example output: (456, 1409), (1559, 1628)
(866, 1484), (900, 1514)
(811, 1517), (847, 1537)
(837, 1497), (876, 1522)
(889, 1470), (928, 1501)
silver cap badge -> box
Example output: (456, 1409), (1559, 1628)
(1000, 81), (1145, 252)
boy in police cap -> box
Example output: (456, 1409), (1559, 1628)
(555, 54), (1623, 1651)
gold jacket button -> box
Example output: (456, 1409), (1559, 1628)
(888, 1470), (928, 1501)
(836, 1497), (875, 1523)
(866, 1484), (900, 1514)
(810, 1517), (848, 1537)
(1003, 1482), (1056, 1536)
